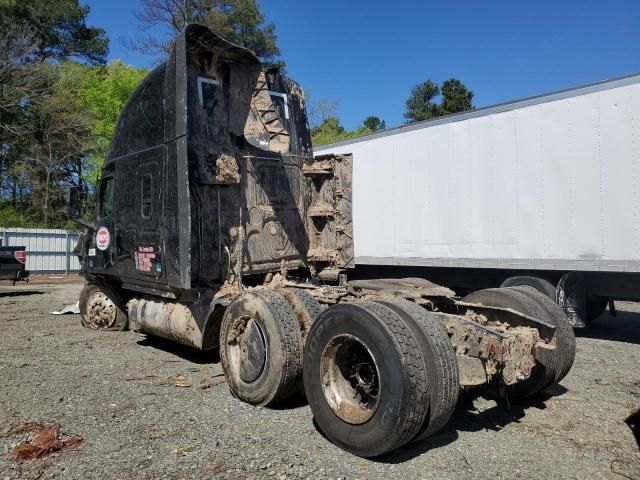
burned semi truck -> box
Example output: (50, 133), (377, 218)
(70, 25), (575, 458)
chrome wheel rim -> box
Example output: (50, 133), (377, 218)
(227, 316), (267, 384)
(86, 290), (117, 329)
(320, 334), (381, 424)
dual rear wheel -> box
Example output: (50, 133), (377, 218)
(500, 275), (608, 324)
(303, 300), (459, 457)
(220, 286), (574, 458)
(220, 291), (459, 458)
(219, 288), (324, 406)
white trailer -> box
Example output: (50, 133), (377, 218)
(314, 73), (640, 326)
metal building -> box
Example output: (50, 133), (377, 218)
(1, 228), (80, 274)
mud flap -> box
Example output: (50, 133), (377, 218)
(303, 154), (354, 280)
(557, 272), (587, 328)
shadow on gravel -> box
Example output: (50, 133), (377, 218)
(137, 336), (219, 364)
(575, 310), (640, 345)
(371, 387), (566, 464)
(374, 430), (460, 463)
(269, 393), (309, 410)
(0, 290), (44, 297)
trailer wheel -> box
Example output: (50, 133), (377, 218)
(79, 282), (128, 331)
(506, 286), (576, 383)
(500, 276), (556, 300)
(304, 302), (428, 457)
(220, 289), (303, 407)
(374, 298), (459, 441)
(279, 288), (326, 339)
(462, 288), (559, 399)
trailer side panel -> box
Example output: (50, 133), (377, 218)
(315, 77), (640, 272)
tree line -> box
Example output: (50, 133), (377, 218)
(0, 0), (281, 230)
(311, 78), (474, 146)
(0, 0), (474, 229)
(0, 1), (146, 229)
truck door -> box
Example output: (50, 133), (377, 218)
(87, 166), (118, 276)
(113, 148), (165, 287)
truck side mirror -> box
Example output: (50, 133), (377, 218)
(68, 186), (83, 219)
(68, 187), (95, 230)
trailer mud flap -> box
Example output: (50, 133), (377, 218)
(303, 154), (354, 280)
(557, 272), (587, 328)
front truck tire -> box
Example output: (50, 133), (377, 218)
(219, 289), (303, 407)
(79, 282), (128, 331)
(374, 298), (459, 441)
(462, 287), (575, 399)
(303, 302), (430, 458)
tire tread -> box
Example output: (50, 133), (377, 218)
(253, 289), (303, 404)
(376, 298), (459, 440)
(357, 302), (429, 450)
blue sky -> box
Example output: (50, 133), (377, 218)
(85, 0), (640, 130)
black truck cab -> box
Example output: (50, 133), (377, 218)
(78, 24), (317, 300)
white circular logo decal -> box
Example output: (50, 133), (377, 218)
(96, 227), (111, 251)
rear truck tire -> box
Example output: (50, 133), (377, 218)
(462, 288), (562, 400)
(279, 288), (326, 340)
(373, 298), (459, 441)
(278, 288), (327, 398)
(219, 289), (303, 407)
(500, 276), (556, 300)
(303, 302), (429, 458)
(507, 286), (576, 383)
(79, 282), (128, 331)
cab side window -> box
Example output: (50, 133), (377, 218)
(269, 91), (290, 124)
(141, 174), (153, 220)
(99, 177), (114, 218)
(197, 75), (220, 115)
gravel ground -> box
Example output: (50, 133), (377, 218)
(1, 278), (639, 480)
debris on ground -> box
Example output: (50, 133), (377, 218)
(198, 378), (226, 390)
(198, 379), (212, 389)
(49, 302), (80, 315)
(8, 423), (82, 461)
(175, 375), (192, 388)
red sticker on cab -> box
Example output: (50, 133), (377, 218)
(96, 227), (111, 251)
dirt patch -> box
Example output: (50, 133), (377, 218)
(213, 152), (240, 184)
(1, 282), (639, 479)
